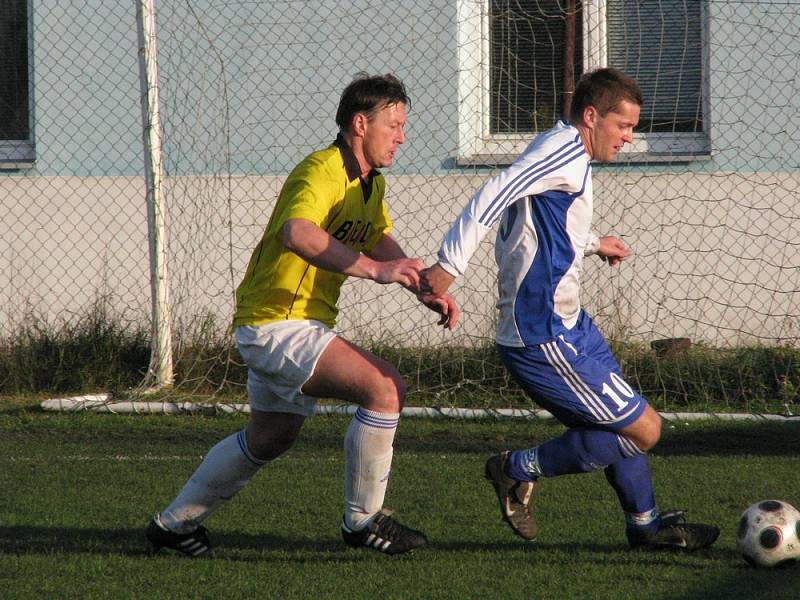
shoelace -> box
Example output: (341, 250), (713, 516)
(375, 515), (405, 539)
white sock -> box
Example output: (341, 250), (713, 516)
(343, 407), (399, 530)
(158, 429), (267, 533)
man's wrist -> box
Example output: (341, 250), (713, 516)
(436, 261), (460, 278)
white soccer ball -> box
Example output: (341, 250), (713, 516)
(736, 499), (800, 567)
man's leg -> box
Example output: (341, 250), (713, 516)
(146, 322), (323, 557)
(302, 335), (426, 554)
(494, 337), (652, 536)
(146, 411), (304, 556)
(502, 413), (658, 532)
(496, 338), (717, 549)
(494, 421), (652, 541)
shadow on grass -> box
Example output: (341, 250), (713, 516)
(391, 420), (800, 458)
(654, 421), (800, 457)
(0, 525), (721, 562)
(4, 526), (799, 599)
(0, 525), (350, 560)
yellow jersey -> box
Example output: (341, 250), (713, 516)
(233, 136), (392, 328)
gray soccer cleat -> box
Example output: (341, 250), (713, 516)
(626, 510), (719, 550)
(484, 451), (538, 541)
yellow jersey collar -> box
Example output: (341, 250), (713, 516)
(334, 133), (380, 183)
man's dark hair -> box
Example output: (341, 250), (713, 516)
(335, 73), (409, 131)
(569, 68), (642, 124)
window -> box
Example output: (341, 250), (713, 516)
(1, 0), (32, 167)
(457, 0), (709, 164)
(490, 0), (583, 134)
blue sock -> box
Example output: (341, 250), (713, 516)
(506, 427), (644, 481)
(604, 455), (659, 532)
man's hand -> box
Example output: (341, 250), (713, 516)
(283, 220), (425, 288)
(417, 293), (460, 330)
(597, 236), (631, 267)
(372, 257), (424, 289)
(419, 264), (456, 297)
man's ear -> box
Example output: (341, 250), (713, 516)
(582, 105), (598, 129)
(351, 112), (368, 137)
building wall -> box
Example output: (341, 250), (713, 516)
(2, 2), (799, 349)
(4, 170), (799, 348)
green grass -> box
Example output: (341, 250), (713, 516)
(2, 402), (800, 599)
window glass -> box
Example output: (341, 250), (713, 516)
(0, 0), (29, 141)
(490, 0), (583, 133)
(607, 0), (704, 133)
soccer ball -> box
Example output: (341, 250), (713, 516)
(736, 499), (800, 567)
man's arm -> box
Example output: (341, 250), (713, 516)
(425, 131), (588, 297)
(367, 233), (460, 329)
(282, 218), (422, 288)
(365, 232), (409, 262)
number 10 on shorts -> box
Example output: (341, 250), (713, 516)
(602, 372), (635, 411)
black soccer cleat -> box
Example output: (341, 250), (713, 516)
(145, 517), (212, 557)
(484, 451), (538, 541)
(626, 510), (719, 551)
(341, 509), (427, 555)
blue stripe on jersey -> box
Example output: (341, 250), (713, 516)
(355, 407), (399, 429)
(513, 189), (577, 342)
(479, 140), (584, 227)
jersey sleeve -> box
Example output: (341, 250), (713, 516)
(584, 230), (601, 255)
(437, 132), (587, 277)
(278, 158), (339, 225)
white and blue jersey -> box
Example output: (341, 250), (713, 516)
(437, 120), (599, 347)
(437, 120), (646, 429)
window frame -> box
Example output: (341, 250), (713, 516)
(1, 0), (34, 169)
(456, 0), (711, 165)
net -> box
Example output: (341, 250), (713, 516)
(3, 1), (800, 414)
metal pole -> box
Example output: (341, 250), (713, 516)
(562, 0), (577, 119)
(136, 0), (174, 388)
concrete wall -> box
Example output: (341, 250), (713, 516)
(4, 170), (799, 348)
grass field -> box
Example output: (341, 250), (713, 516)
(2, 400), (800, 599)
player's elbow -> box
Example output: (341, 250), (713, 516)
(282, 219), (309, 253)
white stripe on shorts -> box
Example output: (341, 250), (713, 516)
(541, 341), (615, 422)
(616, 434), (645, 457)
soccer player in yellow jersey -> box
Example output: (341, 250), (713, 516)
(146, 74), (458, 556)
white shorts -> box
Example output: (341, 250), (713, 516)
(235, 320), (338, 417)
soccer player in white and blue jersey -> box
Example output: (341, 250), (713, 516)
(421, 68), (719, 550)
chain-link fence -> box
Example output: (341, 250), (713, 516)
(2, 1), (800, 409)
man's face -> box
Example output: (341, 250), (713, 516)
(362, 102), (407, 169)
(588, 100), (640, 162)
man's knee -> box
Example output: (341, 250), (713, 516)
(245, 413), (304, 461)
(636, 411), (662, 451)
(635, 429), (660, 453)
(364, 370), (405, 412)
(622, 405), (661, 452)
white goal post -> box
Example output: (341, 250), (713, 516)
(136, 0), (173, 388)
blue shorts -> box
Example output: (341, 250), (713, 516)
(498, 312), (647, 430)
